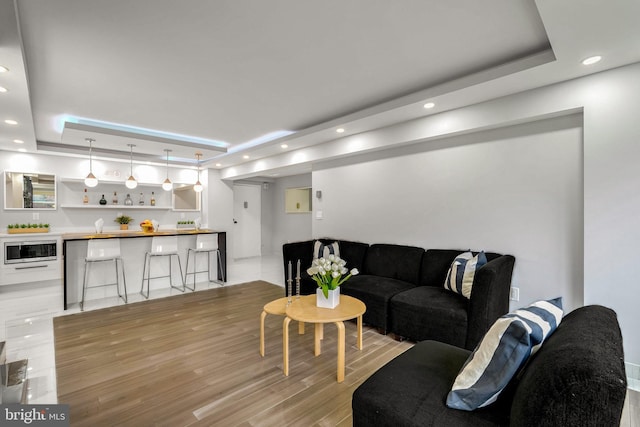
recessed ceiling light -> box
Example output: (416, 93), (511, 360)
(243, 155), (250, 159)
(215, 163), (222, 167)
(13, 139), (24, 144)
(4, 119), (18, 125)
(281, 144), (288, 149)
(582, 56), (602, 65)
(0, 86), (7, 93)
(336, 128), (345, 133)
(423, 102), (435, 109)
(18, 148), (26, 152)
(0, 66), (8, 73)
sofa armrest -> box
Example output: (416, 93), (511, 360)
(465, 255), (515, 350)
(510, 305), (627, 426)
(337, 240), (369, 273)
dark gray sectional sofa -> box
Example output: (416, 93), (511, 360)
(351, 305), (628, 426)
(282, 238), (516, 350)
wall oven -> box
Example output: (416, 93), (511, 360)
(4, 240), (58, 264)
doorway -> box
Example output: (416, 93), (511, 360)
(233, 184), (262, 259)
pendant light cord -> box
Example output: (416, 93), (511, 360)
(89, 140), (93, 172)
(166, 150), (170, 179)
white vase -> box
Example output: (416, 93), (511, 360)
(317, 287), (340, 309)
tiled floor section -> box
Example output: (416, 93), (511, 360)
(1, 252), (638, 425)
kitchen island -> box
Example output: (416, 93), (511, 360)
(62, 229), (226, 309)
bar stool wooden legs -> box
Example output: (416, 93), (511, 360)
(81, 239), (127, 311)
(140, 236), (185, 299)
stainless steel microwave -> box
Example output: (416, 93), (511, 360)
(4, 240), (58, 264)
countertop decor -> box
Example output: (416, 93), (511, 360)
(6, 223), (50, 234)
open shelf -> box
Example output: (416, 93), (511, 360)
(59, 177), (170, 209)
(59, 177), (162, 187)
(59, 204), (169, 210)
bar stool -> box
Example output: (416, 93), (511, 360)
(184, 233), (225, 291)
(140, 236), (185, 299)
(81, 239), (127, 311)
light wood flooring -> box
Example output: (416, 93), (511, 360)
(53, 280), (413, 426)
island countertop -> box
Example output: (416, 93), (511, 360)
(61, 228), (222, 241)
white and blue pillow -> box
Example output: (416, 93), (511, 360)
(313, 240), (340, 260)
(444, 251), (487, 299)
(446, 297), (563, 411)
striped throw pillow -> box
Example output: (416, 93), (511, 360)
(313, 240), (340, 260)
(446, 297), (563, 411)
(444, 251), (487, 299)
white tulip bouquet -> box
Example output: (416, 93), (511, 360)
(307, 254), (359, 298)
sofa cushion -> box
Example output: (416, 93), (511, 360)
(446, 298), (563, 411)
(510, 305), (628, 427)
(335, 240), (368, 273)
(420, 249), (502, 288)
(363, 244), (424, 285)
(352, 340), (510, 427)
(389, 286), (468, 348)
(313, 240), (340, 259)
(341, 275), (415, 331)
(444, 251), (487, 298)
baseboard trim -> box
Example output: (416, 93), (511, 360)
(625, 361), (640, 391)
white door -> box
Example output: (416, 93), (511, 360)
(233, 184), (262, 259)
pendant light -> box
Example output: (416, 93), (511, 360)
(125, 144), (138, 189)
(193, 152), (203, 193)
(84, 138), (98, 187)
(162, 149), (173, 191)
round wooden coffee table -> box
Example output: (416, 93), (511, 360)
(283, 294), (366, 383)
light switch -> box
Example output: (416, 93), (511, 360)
(316, 210), (323, 219)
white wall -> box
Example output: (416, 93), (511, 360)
(206, 168), (234, 254)
(305, 61), (640, 364)
(207, 174), (312, 258)
(261, 181), (276, 255)
(269, 174), (312, 254)
(313, 115), (584, 312)
(581, 64), (640, 367)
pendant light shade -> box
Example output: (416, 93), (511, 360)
(162, 149), (173, 191)
(126, 144), (138, 189)
(193, 152), (203, 193)
(126, 175), (137, 189)
(84, 138), (99, 187)
(85, 172), (98, 187)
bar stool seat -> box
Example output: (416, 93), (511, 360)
(184, 234), (225, 291)
(140, 236), (185, 299)
(81, 239), (127, 311)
